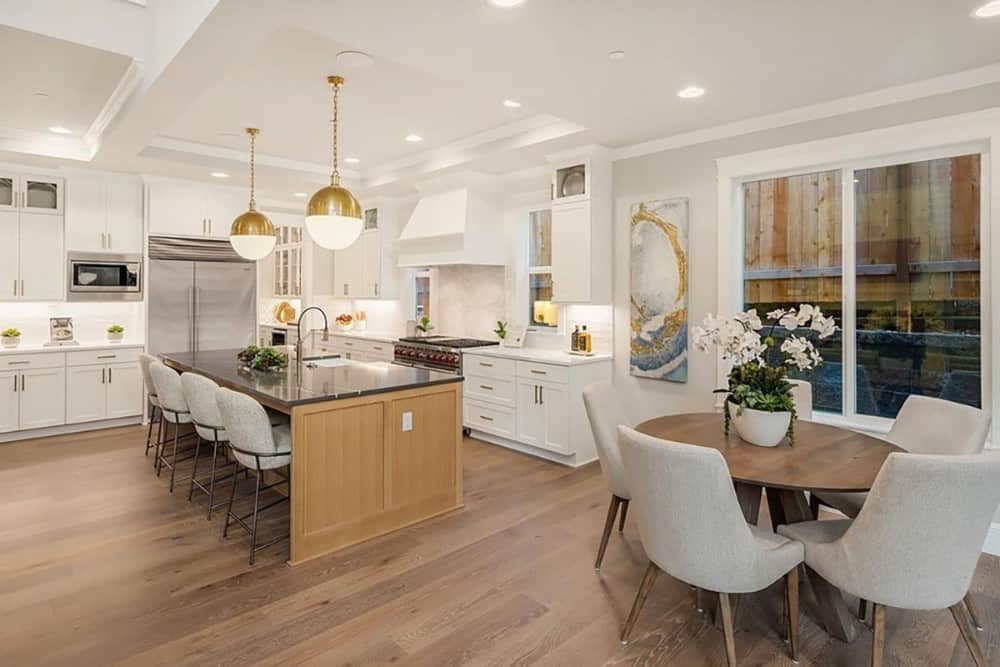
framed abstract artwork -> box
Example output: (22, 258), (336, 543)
(630, 197), (689, 382)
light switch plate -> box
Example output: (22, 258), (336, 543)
(402, 411), (413, 432)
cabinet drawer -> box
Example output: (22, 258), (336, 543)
(464, 373), (515, 407)
(0, 352), (65, 370)
(66, 347), (140, 367)
(464, 354), (515, 379)
(516, 360), (568, 384)
(365, 341), (392, 359)
(464, 399), (515, 439)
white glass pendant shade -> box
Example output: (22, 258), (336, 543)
(230, 233), (276, 260)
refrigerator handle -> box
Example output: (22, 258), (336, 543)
(194, 287), (200, 352)
(188, 287), (195, 352)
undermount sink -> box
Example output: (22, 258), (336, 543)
(303, 356), (355, 369)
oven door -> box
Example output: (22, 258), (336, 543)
(67, 253), (142, 301)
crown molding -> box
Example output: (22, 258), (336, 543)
(84, 59), (144, 157)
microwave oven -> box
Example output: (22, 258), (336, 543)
(67, 252), (142, 301)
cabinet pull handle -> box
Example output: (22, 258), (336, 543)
(108, 232), (112, 248)
(7, 361), (29, 365)
(539, 386), (544, 405)
(479, 362), (493, 368)
(97, 355), (116, 359)
(344, 283), (349, 296)
(109, 367), (113, 383)
(12, 375), (17, 393)
(530, 369), (547, 375)
(534, 385), (538, 404)
(20, 280), (24, 295)
(101, 232), (106, 249)
(20, 374), (24, 391)
(372, 346), (383, 351)
(375, 283), (379, 296)
(479, 384), (494, 391)
(480, 415), (494, 422)
(102, 368), (106, 384)
(12, 279), (16, 296)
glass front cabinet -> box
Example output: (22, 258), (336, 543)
(272, 225), (302, 298)
(0, 173), (63, 214)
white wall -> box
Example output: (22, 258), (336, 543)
(612, 82), (1000, 425)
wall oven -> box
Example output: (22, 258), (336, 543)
(67, 252), (142, 301)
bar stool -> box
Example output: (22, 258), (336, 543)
(149, 361), (196, 493)
(181, 373), (240, 519)
(215, 387), (292, 565)
(138, 353), (163, 461)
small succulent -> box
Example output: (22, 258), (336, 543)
(237, 345), (261, 365)
(238, 345), (288, 372)
(416, 316), (434, 333)
(2, 328), (20, 338)
(494, 320), (508, 339)
(107, 324), (125, 334)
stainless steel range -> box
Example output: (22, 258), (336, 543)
(393, 336), (499, 375)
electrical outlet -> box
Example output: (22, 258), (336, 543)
(401, 411), (413, 432)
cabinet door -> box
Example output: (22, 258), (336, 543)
(106, 362), (143, 419)
(65, 177), (107, 252)
(333, 241), (363, 297)
(360, 230), (380, 298)
(0, 371), (17, 433)
(515, 378), (545, 447)
(204, 190), (244, 238)
(0, 211), (19, 300)
(18, 212), (64, 300)
(21, 175), (63, 215)
(0, 174), (15, 211)
(66, 365), (107, 424)
(550, 201), (591, 302)
(106, 180), (144, 252)
(148, 182), (205, 236)
(538, 381), (569, 453)
(18, 367), (66, 429)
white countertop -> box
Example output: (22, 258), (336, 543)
(0, 341), (145, 356)
(464, 346), (612, 366)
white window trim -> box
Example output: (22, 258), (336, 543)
(717, 107), (1000, 431)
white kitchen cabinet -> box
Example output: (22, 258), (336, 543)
(0, 168), (65, 302)
(106, 362), (143, 419)
(18, 212), (64, 300)
(0, 371), (17, 433)
(360, 229), (381, 298)
(66, 176), (144, 253)
(21, 175), (63, 215)
(333, 231), (368, 297)
(0, 173), (15, 210)
(204, 189), (245, 238)
(147, 179), (243, 238)
(322, 200), (400, 300)
(515, 378), (569, 454)
(0, 211), (19, 299)
(66, 365), (107, 424)
(550, 202), (591, 303)
(18, 367), (66, 430)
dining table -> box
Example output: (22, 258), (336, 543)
(635, 412), (903, 643)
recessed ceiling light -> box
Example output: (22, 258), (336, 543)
(48, 126), (72, 135)
(608, 50), (626, 61)
(489, 0), (525, 7)
(210, 171), (229, 179)
(503, 99), (522, 108)
(294, 192), (308, 198)
(344, 157), (361, 164)
(677, 86), (706, 99)
(974, 1), (1000, 17)
(405, 134), (423, 143)
(336, 50), (375, 68)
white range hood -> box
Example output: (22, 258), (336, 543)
(396, 188), (505, 267)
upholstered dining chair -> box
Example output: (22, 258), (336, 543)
(138, 353), (163, 460)
(582, 382), (632, 570)
(149, 361), (194, 493)
(215, 388), (292, 565)
(181, 373), (237, 520)
(779, 452), (1000, 667)
(617, 426), (804, 665)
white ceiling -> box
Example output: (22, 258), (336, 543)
(0, 25), (131, 136)
(1, 0), (999, 202)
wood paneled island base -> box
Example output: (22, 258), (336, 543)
(290, 381), (463, 565)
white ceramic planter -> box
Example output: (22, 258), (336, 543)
(2, 336), (19, 348)
(727, 402), (791, 447)
(107, 332), (124, 343)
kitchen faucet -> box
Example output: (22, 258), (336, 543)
(295, 306), (330, 370)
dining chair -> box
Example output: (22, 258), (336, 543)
(181, 373), (239, 519)
(215, 387), (292, 565)
(617, 426), (804, 665)
(149, 361), (195, 493)
(138, 353), (163, 461)
(779, 452), (1000, 667)
(582, 382), (632, 570)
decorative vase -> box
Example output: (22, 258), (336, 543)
(107, 332), (124, 343)
(2, 336), (19, 348)
(727, 402), (791, 447)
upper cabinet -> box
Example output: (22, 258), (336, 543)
(147, 179), (245, 238)
(272, 222), (303, 298)
(65, 175), (144, 253)
(547, 147), (612, 305)
(0, 169), (64, 302)
(0, 171), (64, 215)
(319, 199), (402, 300)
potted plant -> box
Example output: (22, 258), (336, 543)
(106, 324), (125, 343)
(494, 320), (508, 346)
(416, 316), (434, 337)
(692, 305), (836, 446)
(335, 313), (354, 332)
(2, 328), (21, 348)
(237, 345), (288, 372)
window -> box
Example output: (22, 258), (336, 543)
(528, 209), (559, 329)
(741, 153), (983, 421)
(414, 269), (430, 320)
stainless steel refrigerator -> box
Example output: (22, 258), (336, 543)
(147, 236), (257, 356)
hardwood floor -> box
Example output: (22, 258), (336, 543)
(1, 424), (997, 666)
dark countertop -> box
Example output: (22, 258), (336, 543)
(160, 348), (462, 410)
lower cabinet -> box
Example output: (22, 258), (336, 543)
(0, 372), (17, 432)
(0, 367), (66, 432)
(515, 377), (569, 454)
(66, 362), (143, 424)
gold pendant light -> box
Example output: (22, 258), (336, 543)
(306, 75), (363, 250)
(229, 127), (276, 260)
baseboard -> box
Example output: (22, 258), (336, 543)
(983, 522), (1000, 556)
(0, 417), (142, 443)
(467, 429), (597, 468)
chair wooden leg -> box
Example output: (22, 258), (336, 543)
(719, 592), (738, 667)
(618, 499), (629, 532)
(871, 604), (885, 667)
(620, 561), (659, 644)
(786, 567), (800, 661)
(595, 495), (621, 570)
(964, 592), (984, 631)
(951, 603), (987, 667)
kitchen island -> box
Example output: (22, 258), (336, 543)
(162, 349), (464, 565)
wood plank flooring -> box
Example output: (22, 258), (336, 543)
(0, 424), (997, 666)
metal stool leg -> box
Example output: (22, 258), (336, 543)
(156, 419), (168, 476)
(168, 422), (180, 492)
(249, 469), (263, 566)
(187, 436), (203, 501)
(223, 462), (239, 538)
(206, 439), (221, 520)
(144, 404), (156, 456)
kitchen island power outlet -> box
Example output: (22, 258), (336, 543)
(402, 411), (413, 432)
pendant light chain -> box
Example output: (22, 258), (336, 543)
(331, 79), (341, 185)
(248, 128), (257, 211)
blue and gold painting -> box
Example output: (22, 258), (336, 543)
(630, 198), (689, 382)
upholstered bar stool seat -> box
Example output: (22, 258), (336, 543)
(182, 373), (243, 519)
(138, 353), (164, 460)
(149, 361), (198, 493)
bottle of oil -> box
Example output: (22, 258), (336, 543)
(570, 325), (580, 352)
(579, 325), (592, 354)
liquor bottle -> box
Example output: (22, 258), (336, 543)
(571, 325), (580, 352)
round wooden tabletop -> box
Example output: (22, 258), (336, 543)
(634, 412), (903, 493)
